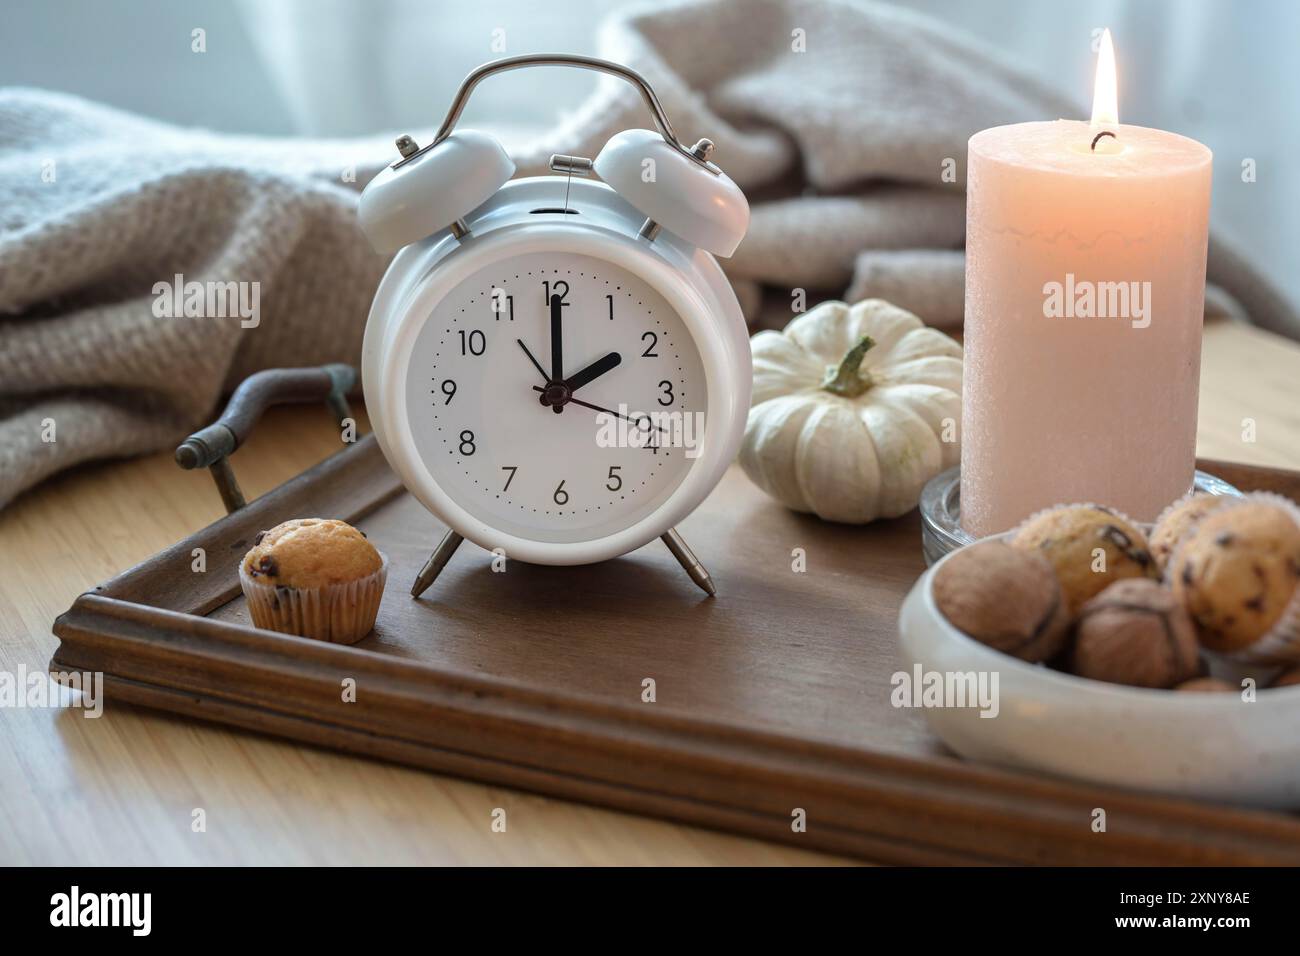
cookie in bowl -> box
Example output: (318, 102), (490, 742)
(239, 518), (388, 644)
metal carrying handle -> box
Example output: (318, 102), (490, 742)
(412, 53), (716, 172)
(175, 364), (356, 514)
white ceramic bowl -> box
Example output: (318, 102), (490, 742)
(898, 534), (1300, 809)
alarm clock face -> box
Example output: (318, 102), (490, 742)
(403, 250), (709, 545)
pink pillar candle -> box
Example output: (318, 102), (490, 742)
(961, 120), (1212, 536)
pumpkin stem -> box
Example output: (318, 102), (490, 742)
(820, 335), (876, 397)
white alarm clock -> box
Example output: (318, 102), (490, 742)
(358, 55), (751, 597)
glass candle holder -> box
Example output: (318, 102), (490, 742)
(920, 466), (1241, 565)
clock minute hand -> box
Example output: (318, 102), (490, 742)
(530, 386), (667, 435)
(549, 293), (564, 381)
(564, 351), (621, 392)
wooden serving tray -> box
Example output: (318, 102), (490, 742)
(51, 433), (1300, 864)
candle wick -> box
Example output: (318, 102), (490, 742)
(1091, 130), (1117, 151)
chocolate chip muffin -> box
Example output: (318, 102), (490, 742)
(1011, 504), (1157, 616)
(1150, 493), (1232, 576)
(239, 518), (387, 644)
(1170, 495), (1300, 662)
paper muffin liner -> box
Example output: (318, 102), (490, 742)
(239, 553), (388, 645)
(1167, 491), (1300, 665)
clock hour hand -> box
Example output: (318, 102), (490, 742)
(564, 351), (621, 392)
(516, 338), (549, 383)
(549, 293), (564, 381)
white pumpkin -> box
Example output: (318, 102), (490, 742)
(739, 299), (963, 523)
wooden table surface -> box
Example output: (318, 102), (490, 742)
(3, 318), (1299, 866)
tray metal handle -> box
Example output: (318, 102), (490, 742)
(175, 364), (356, 513)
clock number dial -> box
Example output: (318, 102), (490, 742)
(491, 288), (514, 321)
(459, 329), (486, 356)
(410, 252), (707, 544)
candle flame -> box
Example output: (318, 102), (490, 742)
(1091, 28), (1118, 128)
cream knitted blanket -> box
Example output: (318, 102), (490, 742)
(1, 0), (1294, 509)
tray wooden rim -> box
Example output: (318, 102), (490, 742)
(51, 435), (1300, 865)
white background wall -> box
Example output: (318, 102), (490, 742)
(3, 0), (1295, 311)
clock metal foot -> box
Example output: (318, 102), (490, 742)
(411, 530), (464, 598)
(661, 528), (715, 597)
